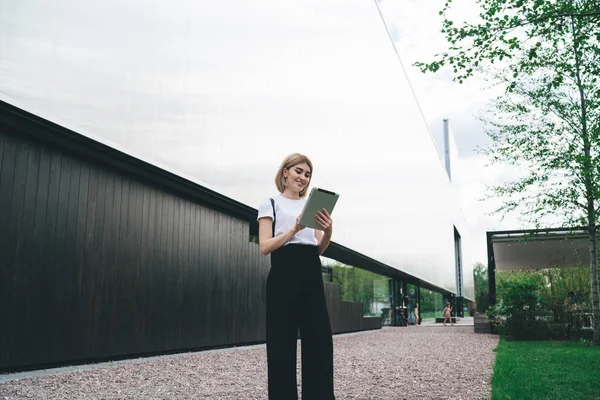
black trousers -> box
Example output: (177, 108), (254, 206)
(266, 244), (335, 400)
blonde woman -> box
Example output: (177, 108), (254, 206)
(257, 153), (335, 400)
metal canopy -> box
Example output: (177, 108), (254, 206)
(491, 229), (590, 271)
(487, 227), (596, 305)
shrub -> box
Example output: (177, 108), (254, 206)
(487, 274), (550, 339)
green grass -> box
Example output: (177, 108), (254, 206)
(492, 339), (600, 400)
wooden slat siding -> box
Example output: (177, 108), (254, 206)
(186, 199), (193, 346)
(0, 134), (11, 365)
(240, 222), (250, 342)
(74, 163), (89, 358)
(0, 133), (6, 365)
(141, 185), (152, 351)
(176, 197), (185, 347)
(191, 203), (202, 347)
(165, 191), (174, 349)
(99, 171), (115, 356)
(54, 155), (71, 362)
(224, 214), (234, 344)
(91, 167), (107, 357)
(123, 178), (136, 353)
(42, 151), (62, 363)
(64, 158), (81, 361)
(0, 129), (378, 371)
(194, 204), (203, 345)
(24, 144), (46, 367)
(82, 165), (99, 359)
(223, 213), (231, 345)
(134, 181), (145, 352)
(115, 177), (129, 355)
(153, 190), (165, 351)
(233, 218), (243, 343)
(110, 174), (122, 355)
(204, 207), (215, 345)
(0, 137), (20, 365)
(189, 204), (197, 346)
(133, 181), (145, 353)
(12, 141), (35, 367)
(182, 200), (192, 348)
(216, 213), (226, 346)
(0, 130), (4, 177)
(199, 206), (210, 346)
(158, 189), (169, 351)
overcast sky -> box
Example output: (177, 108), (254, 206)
(0, 0), (529, 292)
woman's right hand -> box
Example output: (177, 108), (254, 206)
(292, 216), (305, 233)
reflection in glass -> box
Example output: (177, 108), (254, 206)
(328, 260), (390, 318)
(420, 287), (445, 320)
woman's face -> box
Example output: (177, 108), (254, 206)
(283, 162), (311, 193)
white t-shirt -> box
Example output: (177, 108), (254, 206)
(257, 194), (318, 246)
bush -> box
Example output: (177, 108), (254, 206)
(487, 274), (551, 339)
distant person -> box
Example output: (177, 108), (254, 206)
(414, 303), (421, 325)
(257, 153), (335, 400)
(443, 303), (453, 326)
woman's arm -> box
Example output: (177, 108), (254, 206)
(258, 217), (304, 256)
(315, 229), (332, 256)
(314, 209), (333, 255)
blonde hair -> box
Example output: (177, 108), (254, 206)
(275, 153), (313, 198)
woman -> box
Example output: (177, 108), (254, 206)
(257, 153), (335, 400)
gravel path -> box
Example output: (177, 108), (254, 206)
(0, 326), (498, 399)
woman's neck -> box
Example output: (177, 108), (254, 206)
(280, 189), (301, 200)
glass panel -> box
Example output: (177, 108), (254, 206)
(329, 261), (390, 318)
(420, 288), (445, 320)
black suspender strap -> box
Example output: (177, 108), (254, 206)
(269, 198), (276, 237)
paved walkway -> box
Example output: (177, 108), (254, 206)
(420, 316), (474, 327)
(0, 326), (498, 399)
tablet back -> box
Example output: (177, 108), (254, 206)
(298, 187), (340, 230)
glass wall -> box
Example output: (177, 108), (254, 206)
(420, 287), (445, 320)
(327, 260), (390, 318)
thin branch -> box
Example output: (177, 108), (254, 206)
(508, 10), (600, 31)
(544, 191), (587, 211)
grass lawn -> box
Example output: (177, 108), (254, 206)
(492, 338), (600, 400)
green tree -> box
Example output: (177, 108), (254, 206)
(417, 0), (600, 344)
(490, 273), (548, 339)
(474, 262), (490, 313)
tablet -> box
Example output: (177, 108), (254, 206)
(298, 187), (340, 230)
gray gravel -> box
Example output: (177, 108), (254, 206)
(0, 326), (498, 399)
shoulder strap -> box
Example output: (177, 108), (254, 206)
(269, 198), (276, 237)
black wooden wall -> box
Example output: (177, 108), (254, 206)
(0, 121), (380, 372)
(0, 128), (275, 370)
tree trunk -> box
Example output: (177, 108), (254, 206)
(590, 226), (600, 345)
(570, 14), (600, 345)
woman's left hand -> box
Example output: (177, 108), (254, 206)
(316, 208), (333, 234)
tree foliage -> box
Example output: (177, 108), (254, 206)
(474, 262), (490, 313)
(417, 0), (600, 344)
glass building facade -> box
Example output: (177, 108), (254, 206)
(0, 0), (475, 302)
